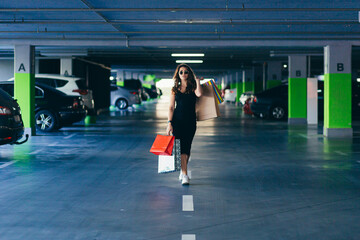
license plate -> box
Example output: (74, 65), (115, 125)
(14, 115), (21, 122)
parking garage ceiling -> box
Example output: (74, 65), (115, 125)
(0, 0), (360, 74)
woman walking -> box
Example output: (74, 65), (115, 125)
(166, 64), (202, 185)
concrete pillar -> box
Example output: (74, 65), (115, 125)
(116, 70), (124, 86)
(307, 78), (318, 125)
(14, 45), (36, 136)
(262, 62), (267, 91)
(242, 69), (253, 93)
(132, 72), (139, 80)
(288, 55), (307, 125)
(60, 57), (73, 76)
(124, 71), (131, 79)
(323, 44), (352, 137)
(267, 61), (282, 89)
(235, 71), (243, 103)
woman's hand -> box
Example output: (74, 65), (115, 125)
(195, 76), (203, 83)
(166, 123), (173, 136)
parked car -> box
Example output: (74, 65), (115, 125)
(110, 85), (141, 110)
(124, 79), (143, 102)
(250, 81), (360, 120)
(224, 88), (237, 103)
(8, 74), (95, 115)
(239, 91), (253, 106)
(0, 82), (86, 132)
(144, 85), (159, 99)
(0, 88), (27, 145)
(250, 85), (288, 120)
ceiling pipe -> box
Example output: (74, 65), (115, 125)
(2, 20), (358, 25)
(0, 8), (359, 12)
(1, 30), (360, 35)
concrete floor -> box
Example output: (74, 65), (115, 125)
(1, 97), (360, 240)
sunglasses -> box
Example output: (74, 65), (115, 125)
(179, 71), (189, 75)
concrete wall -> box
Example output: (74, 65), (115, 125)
(0, 60), (14, 81)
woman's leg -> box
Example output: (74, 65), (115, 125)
(181, 153), (189, 175)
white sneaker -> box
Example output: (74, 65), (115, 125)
(179, 172), (183, 181)
(182, 175), (190, 185)
(179, 172), (191, 181)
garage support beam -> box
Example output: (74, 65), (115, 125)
(14, 45), (36, 136)
(243, 69), (253, 93)
(267, 61), (282, 89)
(323, 44), (352, 137)
(235, 71), (242, 103)
(60, 58), (73, 76)
(288, 55), (307, 125)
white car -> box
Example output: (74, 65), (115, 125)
(224, 88), (237, 103)
(110, 85), (141, 110)
(9, 74), (95, 114)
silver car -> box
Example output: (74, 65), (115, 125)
(110, 85), (141, 110)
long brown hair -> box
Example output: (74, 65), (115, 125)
(171, 64), (197, 94)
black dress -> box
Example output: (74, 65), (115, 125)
(172, 91), (197, 156)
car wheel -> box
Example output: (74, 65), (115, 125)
(270, 106), (286, 120)
(116, 98), (128, 110)
(35, 110), (58, 132)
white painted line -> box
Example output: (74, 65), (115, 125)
(64, 134), (76, 139)
(48, 142), (58, 146)
(335, 151), (348, 156)
(182, 195), (194, 211)
(182, 234), (196, 240)
(0, 160), (19, 169)
(29, 150), (42, 155)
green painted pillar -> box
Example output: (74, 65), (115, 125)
(323, 44), (352, 137)
(288, 55), (307, 125)
(14, 45), (36, 136)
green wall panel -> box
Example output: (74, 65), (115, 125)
(243, 81), (253, 93)
(288, 78), (307, 118)
(14, 73), (35, 128)
(230, 83), (237, 89)
(267, 80), (282, 89)
(324, 73), (352, 129)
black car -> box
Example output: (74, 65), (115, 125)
(250, 85), (289, 120)
(0, 82), (86, 132)
(144, 85), (159, 99)
(250, 82), (360, 120)
(0, 88), (26, 145)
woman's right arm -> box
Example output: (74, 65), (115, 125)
(166, 91), (175, 135)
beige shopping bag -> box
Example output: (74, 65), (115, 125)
(196, 84), (220, 121)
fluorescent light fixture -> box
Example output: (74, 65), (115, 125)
(109, 76), (115, 81)
(176, 60), (203, 64)
(172, 53), (204, 57)
(357, 78), (360, 82)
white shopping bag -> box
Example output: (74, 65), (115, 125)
(158, 139), (181, 174)
(158, 155), (175, 173)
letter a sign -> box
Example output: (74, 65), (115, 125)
(18, 63), (26, 72)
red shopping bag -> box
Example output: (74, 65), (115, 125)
(150, 135), (175, 156)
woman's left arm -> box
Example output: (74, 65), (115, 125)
(194, 77), (203, 97)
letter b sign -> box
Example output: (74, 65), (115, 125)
(337, 63), (344, 72)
